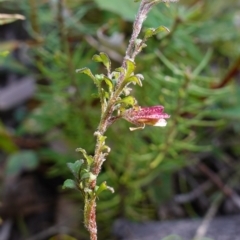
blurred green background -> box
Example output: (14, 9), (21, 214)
(0, 0), (240, 239)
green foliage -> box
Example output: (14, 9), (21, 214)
(94, 0), (140, 21)
(0, 122), (18, 154)
(6, 151), (39, 176)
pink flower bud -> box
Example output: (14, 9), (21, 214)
(122, 105), (170, 130)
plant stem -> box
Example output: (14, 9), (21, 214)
(125, 0), (158, 59)
(84, 197), (97, 240)
(84, 1), (162, 239)
(91, 0), (158, 177)
(28, 0), (40, 36)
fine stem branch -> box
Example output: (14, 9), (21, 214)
(71, 1), (176, 239)
(85, 2), (161, 239)
(91, 0), (160, 180)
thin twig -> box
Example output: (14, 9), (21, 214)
(84, 1), (163, 239)
(193, 194), (223, 240)
(198, 162), (240, 209)
(174, 180), (212, 203)
(175, 155), (238, 204)
(211, 55), (240, 89)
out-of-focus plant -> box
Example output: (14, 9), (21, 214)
(0, 11), (25, 56)
(0, 13), (25, 25)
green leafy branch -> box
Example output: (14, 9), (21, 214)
(63, 0), (178, 239)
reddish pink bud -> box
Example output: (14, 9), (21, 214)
(122, 105), (170, 130)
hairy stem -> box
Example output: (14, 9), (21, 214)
(125, 0), (158, 59)
(92, 0), (159, 177)
(84, 1), (162, 239)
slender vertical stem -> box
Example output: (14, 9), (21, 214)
(83, 1), (164, 239)
(125, 0), (157, 59)
(84, 198), (97, 240)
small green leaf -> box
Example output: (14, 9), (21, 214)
(95, 181), (114, 196)
(144, 26), (169, 40)
(62, 179), (76, 189)
(125, 59), (136, 78)
(67, 159), (84, 180)
(101, 145), (111, 153)
(100, 52), (111, 72)
(76, 148), (94, 166)
(101, 89), (109, 99)
(112, 71), (121, 80)
(117, 96), (137, 107)
(144, 28), (155, 38)
(95, 74), (104, 80)
(92, 52), (111, 72)
(154, 25), (170, 34)
(92, 54), (102, 62)
(98, 135), (107, 145)
(76, 67), (99, 86)
(95, 182), (107, 195)
(125, 75), (142, 86)
(103, 90), (110, 99)
(103, 76), (114, 92)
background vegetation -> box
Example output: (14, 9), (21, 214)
(0, 0), (240, 239)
